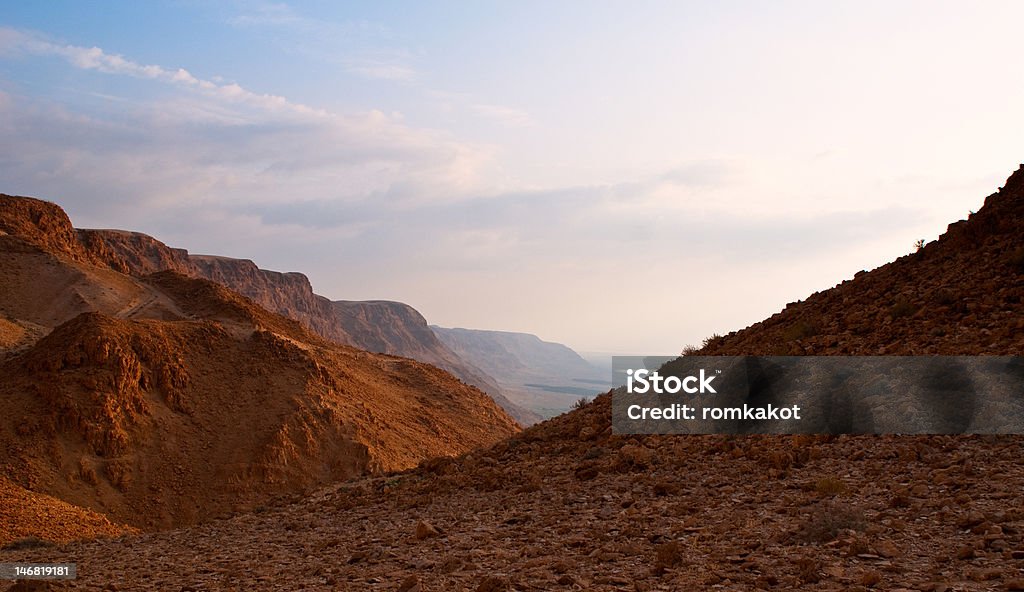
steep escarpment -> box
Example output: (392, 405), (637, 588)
(0, 195), (101, 266)
(77, 228), (353, 344)
(75, 226), (539, 424)
(333, 301), (539, 425)
(0, 196), (520, 541)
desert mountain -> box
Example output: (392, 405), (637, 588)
(0, 195), (519, 537)
(432, 326), (610, 417)
(6, 166), (1023, 590)
(691, 166), (1024, 358)
(76, 227), (540, 426)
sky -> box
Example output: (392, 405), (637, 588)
(1, 1), (1023, 354)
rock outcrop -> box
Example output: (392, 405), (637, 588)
(0, 195), (520, 540)
(74, 226), (539, 424)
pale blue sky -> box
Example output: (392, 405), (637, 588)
(1, 1), (1022, 353)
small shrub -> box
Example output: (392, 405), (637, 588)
(700, 333), (723, 349)
(572, 397), (589, 410)
(913, 239), (926, 252)
(814, 476), (847, 497)
(680, 344), (699, 356)
(783, 319), (820, 342)
(890, 297), (919, 319)
(795, 501), (866, 543)
(2, 536), (54, 551)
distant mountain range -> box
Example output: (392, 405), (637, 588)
(78, 225), (603, 423)
(77, 227), (542, 426)
(432, 326), (611, 418)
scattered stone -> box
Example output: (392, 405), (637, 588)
(875, 540), (899, 558)
(415, 520), (440, 540)
(959, 511), (986, 529)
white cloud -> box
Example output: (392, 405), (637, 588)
(0, 27), (325, 118)
(0, 26), (504, 226)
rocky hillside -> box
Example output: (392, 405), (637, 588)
(0, 196), (519, 540)
(691, 165), (1024, 358)
(332, 301), (537, 425)
(76, 227), (539, 425)
(7, 166), (1023, 590)
(433, 326), (609, 417)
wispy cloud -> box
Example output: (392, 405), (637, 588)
(1, 26), (327, 117)
(0, 25), (502, 226)
(470, 103), (535, 128)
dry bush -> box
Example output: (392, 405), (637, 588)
(795, 500), (866, 543)
(890, 297), (919, 319)
(814, 475), (847, 497)
(783, 318), (820, 342)
(2, 536), (54, 551)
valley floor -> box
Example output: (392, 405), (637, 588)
(4, 403), (1023, 591)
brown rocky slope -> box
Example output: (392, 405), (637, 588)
(4, 167), (1024, 590)
(74, 226), (540, 425)
(0, 198), (519, 542)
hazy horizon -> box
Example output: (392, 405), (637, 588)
(2, 1), (1023, 353)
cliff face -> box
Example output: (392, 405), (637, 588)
(332, 301), (497, 389)
(0, 195), (102, 266)
(189, 254), (352, 345)
(77, 229), (193, 275)
(0, 195), (520, 537)
(73, 226), (539, 425)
